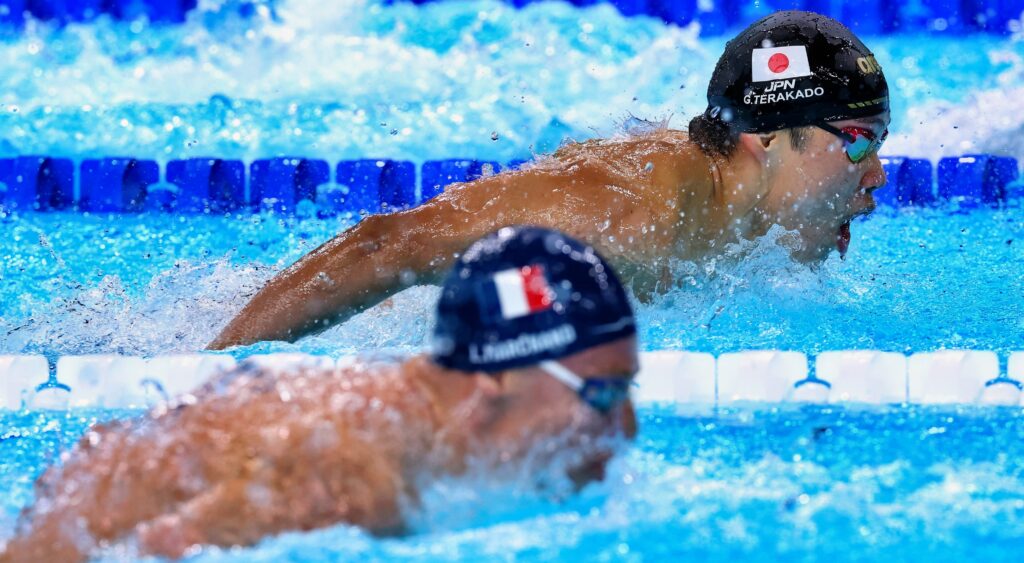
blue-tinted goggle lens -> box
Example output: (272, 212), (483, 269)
(578, 378), (633, 413)
(818, 123), (888, 163)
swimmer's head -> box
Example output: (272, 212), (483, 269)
(432, 225), (636, 374)
(430, 226), (638, 485)
(691, 10), (890, 261)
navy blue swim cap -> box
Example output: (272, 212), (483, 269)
(431, 226), (636, 373)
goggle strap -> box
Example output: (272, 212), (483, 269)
(539, 360), (584, 392)
(818, 122), (857, 144)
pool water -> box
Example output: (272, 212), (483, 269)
(2, 203), (1023, 359)
(2, 0), (1024, 560)
(4, 405), (1024, 561)
(0, 0), (1022, 163)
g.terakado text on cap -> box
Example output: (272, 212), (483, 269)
(704, 10), (889, 133)
(432, 226), (636, 373)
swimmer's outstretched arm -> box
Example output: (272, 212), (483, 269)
(207, 164), (652, 350)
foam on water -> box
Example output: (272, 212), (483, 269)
(3, 3), (1024, 562)
(3, 202), (1023, 358)
(0, 0), (1022, 162)
(0, 406), (1015, 562)
(639, 207), (1024, 356)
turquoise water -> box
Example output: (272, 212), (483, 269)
(0, 0), (1022, 162)
(3, 0), (1024, 560)
(4, 406), (1024, 561)
(1, 205), (1024, 359)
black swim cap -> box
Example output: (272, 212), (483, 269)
(704, 10), (889, 133)
(431, 226), (636, 373)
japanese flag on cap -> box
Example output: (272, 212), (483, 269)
(751, 45), (812, 82)
(492, 265), (554, 319)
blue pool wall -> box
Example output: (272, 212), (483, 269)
(0, 0), (1021, 34)
(0, 153), (1020, 215)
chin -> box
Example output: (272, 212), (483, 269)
(567, 451), (612, 489)
(790, 243), (833, 264)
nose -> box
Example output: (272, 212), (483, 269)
(860, 152), (887, 193)
(617, 400), (638, 440)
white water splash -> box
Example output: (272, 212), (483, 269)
(1, 258), (274, 356)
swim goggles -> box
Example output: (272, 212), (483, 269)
(817, 123), (888, 163)
(539, 360), (634, 414)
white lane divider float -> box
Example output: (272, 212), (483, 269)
(143, 354), (238, 401)
(817, 350), (907, 404)
(634, 351), (715, 404)
(0, 355), (50, 410)
(56, 354), (239, 409)
(58, 355), (148, 409)
(3, 350), (1024, 410)
(907, 350), (1001, 405)
(242, 353), (336, 371)
(716, 351), (814, 404)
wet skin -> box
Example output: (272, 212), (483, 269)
(0, 338), (637, 562)
(728, 112), (891, 262)
(209, 119), (889, 350)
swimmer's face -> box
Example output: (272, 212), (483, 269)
(478, 337), (638, 484)
(759, 111), (890, 261)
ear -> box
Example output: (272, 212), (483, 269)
(737, 132), (778, 166)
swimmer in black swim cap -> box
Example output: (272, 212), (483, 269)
(210, 10), (891, 350)
(6, 227), (637, 562)
(693, 10), (890, 260)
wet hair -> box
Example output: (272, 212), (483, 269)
(688, 112), (739, 158)
(688, 113), (813, 158)
(789, 126), (813, 151)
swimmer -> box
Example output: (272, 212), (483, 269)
(0, 227), (638, 562)
(209, 10), (890, 350)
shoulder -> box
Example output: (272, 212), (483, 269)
(537, 128), (704, 180)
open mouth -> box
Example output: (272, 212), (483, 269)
(837, 221), (851, 259)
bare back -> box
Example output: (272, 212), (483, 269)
(1, 360), (443, 562)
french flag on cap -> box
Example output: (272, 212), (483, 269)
(492, 265), (554, 320)
(751, 45), (812, 82)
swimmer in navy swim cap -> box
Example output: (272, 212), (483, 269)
(210, 10), (890, 350)
(3, 227), (638, 562)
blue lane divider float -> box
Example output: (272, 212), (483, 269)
(104, 0), (197, 23)
(421, 159), (502, 202)
(3, 1), (1020, 34)
(79, 157), (159, 212)
(1, 153), (1020, 213)
(0, 0), (25, 25)
(937, 154), (1021, 206)
(164, 158), (245, 213)
(878, 156), (936, 207)
(334, 159), (417, 214)
(250, 157), (330, 213)
(24, 0), (102, 22)
(0, 156), (74, 211)
(2, 0), (198, 25)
